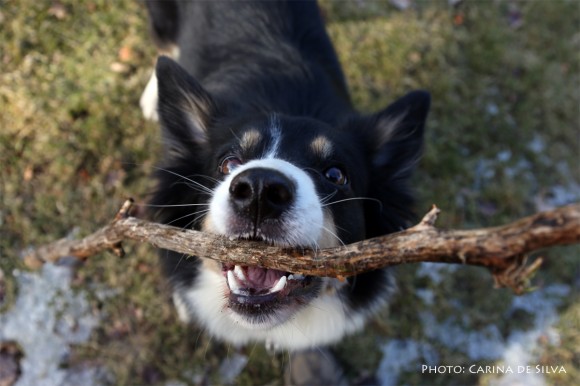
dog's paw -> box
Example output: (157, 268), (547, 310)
(140, 71), (159, 121)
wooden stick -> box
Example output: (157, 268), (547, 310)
(23, 201), (580, 294)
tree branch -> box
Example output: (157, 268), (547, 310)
(23, 200), (580, 294)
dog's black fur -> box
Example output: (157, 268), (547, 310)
(144, 0), (430, 350)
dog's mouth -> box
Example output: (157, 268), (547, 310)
(221, 262), (316, 325)
(222, 263), (311, 301)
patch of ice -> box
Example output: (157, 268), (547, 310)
(486, 102), (500, 116)
(489, 285), (569, 386)
(219, 353), (248, 384)
(511, 284), (569, 314)
(420, 312), (505, 361)
(504, 157), (533, 179)
(549, 185), (578, 207)
(416, 289), (435, 306)
(376, 266), (571, 386)
(0, 263), (105, 386)
(528, 135), (546, 154)
(496, 150), (512, 162)
(474, 158), (496, 190)
(390, 0), (413, 11)
(416, 263), (457, 285)
(377, 339), (438, 386)
(164, 381), (188, 386)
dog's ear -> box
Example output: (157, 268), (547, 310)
(155, 56), (217, 155)
(369, 90), (430, 178)
(361, 90), (430, 235)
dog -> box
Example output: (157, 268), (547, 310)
(142, 0), (430, 351)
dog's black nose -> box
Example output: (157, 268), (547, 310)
(229, 168), (295, 223)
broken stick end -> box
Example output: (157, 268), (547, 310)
(115, 198), (135, 221)
(417, 204), (441, 228)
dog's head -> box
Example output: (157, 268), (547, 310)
(152, 57), (429, 348)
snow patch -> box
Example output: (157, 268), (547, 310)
(0, 263), (106, 386)
(376, 269), (570, 386)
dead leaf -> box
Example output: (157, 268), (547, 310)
(110, 62), (129, 74)
(118, 46), (133, 63)
(48, 2), (68, 20)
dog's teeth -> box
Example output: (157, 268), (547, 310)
(234, 265), (246, 281)
(269, 276), (287, 293)
(227, 270), (240, 293)
(288, 273), (304, 281)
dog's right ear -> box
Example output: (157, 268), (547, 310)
(155, 56), (217, 155)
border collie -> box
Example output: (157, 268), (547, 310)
(143, 0), (430, 351)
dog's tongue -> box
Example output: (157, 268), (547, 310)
(246, 266), (285, 289)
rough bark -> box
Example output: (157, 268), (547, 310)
(23, 200), (580, 294)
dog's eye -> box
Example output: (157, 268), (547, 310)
(219, 156), (242, 175)
(324, 166), (348, 185)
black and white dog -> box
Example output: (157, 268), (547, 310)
(142, 0), (429, 351)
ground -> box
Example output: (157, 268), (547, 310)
(0, 0), (578, 385)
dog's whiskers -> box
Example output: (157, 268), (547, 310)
(190, 174), (220, 184)
(154, 165), (216, 195)
(164, 209), (210, 227)
(168, 249), (188, 275)
(183, 209), (211, 229)
(309, 240), (321, 255)
(320, 225), (346, 247)
(170, 180), (215, 196)
(319, 190), (338, 204)
(323, 196), (383, 211)
(136, 202), (210, 208)
(171, 180), (215, 195)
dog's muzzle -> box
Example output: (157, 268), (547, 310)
(204, 158), (328, 327)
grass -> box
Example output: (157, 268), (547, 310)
(1, 0), (578, 385)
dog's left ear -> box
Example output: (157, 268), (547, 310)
(155, 56), (218, 156)
(369, 90), (430, 178)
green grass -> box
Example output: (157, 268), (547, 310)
(1, 0), (578, 384)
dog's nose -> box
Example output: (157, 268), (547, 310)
(229, 168), (295, 222)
